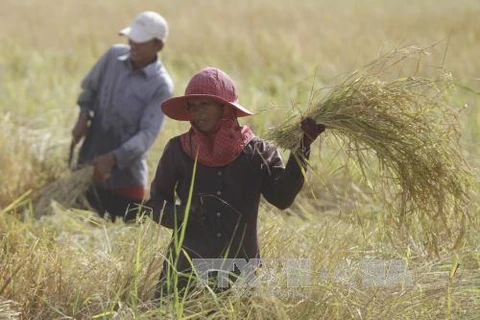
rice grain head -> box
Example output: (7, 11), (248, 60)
(267, 46), (475, 254)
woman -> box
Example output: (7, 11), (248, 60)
(147, 67), (325, 298)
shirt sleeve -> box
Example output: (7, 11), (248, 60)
(146, 139), (182, 227)
(76, 48), (112, 115)
(260, 142), (310, 209)
(112, 84), (173, 170)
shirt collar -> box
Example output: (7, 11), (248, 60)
(118, 52), (159, 79)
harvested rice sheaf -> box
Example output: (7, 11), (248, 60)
(268, 46), (474, 254)
(33, 166), (93, 218)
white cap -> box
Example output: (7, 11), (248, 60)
(119, 11), (168, 43)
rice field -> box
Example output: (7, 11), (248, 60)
(0, 0), (479, 319)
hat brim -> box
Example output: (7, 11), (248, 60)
(119, 27), (154, 43)
(161, 94), (253, 121)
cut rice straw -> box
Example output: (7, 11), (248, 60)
(33, 166), (94, 218)
(0, 298), (20, 320)
(267, 45), (474, 255)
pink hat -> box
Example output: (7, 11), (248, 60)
(161, 67), (253, 121)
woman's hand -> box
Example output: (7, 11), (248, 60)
(301, 117), (326, 148)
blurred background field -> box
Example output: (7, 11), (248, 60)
(0, 0), (479, 319)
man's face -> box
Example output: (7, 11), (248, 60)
(186, 98), (224, 133)
(128, 38), (162, 67)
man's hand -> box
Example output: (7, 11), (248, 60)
(71, 112), (90, 146)
(92, 153), (116, 182)
(301, 117), (326, 149)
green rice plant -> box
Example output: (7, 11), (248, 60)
(267, 46), (475, 255)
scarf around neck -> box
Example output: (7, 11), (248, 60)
(180, 118), (255, 167)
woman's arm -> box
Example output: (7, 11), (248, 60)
(261, 118), (325, 209)
(147, 139), (180, 227)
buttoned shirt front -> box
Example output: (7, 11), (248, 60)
(148, 136), (310, 272)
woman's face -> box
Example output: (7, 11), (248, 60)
(187, 98), (224, 133)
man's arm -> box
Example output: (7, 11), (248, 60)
(112, 84), (173, 170)
(71, 48), (113, 146)
(71, 112), (90, 146)
(76, 48), (113, 114)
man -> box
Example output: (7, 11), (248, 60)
(71, 11), (174, 222)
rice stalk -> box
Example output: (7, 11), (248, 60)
(267, 46), (474, 254)
(0, 113), (65, 207)
(33, 166), (93, 218)
(0, 298), (20, 320)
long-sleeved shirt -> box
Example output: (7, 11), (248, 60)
(148, 135), (310, 272)
(77, 44), (174, 190)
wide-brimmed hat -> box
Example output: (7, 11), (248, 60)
(119, 11), (169, 43)
(161, 67), (253, 121)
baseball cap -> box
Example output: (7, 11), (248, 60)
(119, 11), (169, 43)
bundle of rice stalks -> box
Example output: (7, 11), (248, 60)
(268, 46), (474, 255)
(33, 166), (93, 218)
(0, 299), (20, 320)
